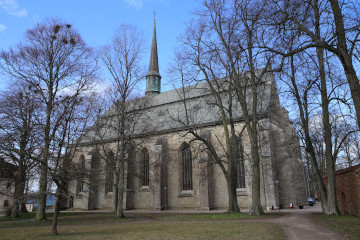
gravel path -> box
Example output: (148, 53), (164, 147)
(262, 204), (347, 240)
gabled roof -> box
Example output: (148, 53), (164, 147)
(79, 70), (277, 144)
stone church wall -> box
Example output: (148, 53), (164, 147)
(69, 120), (296, 211)
(67, 78), (306, 211)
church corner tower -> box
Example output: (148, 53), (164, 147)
(146, 19), (161, 96)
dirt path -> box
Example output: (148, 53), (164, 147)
(261, 204), (347, 240)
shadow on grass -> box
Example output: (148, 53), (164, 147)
(154, 212), (282, 221)
(0, 220), (285, 240)
(0, 212), (130, 228)
(0, 212), (285, 240)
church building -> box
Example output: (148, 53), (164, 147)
(66, 21), (307, 211)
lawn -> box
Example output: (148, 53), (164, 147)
(313, 214), (360, 240)
(155, 212), (281, 221)
(0, 212), (284, 240)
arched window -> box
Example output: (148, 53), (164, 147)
(76, 155), (85, 195)
(105, 152), (114, 194)
(237, 142), (246, 188)
(141, 148), (150, 187)
(181, 143), (193, 191)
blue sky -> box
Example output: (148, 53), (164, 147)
(0, 0), (200, 91)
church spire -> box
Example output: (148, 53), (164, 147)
(146, 17), (161, 96)
(149, 19), (159, 73)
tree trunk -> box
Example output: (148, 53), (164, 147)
(11, 180), (25, 218)
(227, 102), (240, 213)
(35, 92), (52, 221)
(249, 132), (264, 215)
(116, 159), (125, 218)
(11, 202), (19, 218)
(11, 165), (26, 218)
(12, 119), (30, 218)
(314, 0), (340, 215)
(51, 192), (61, 235)
(328, 0), (360, 130)
(226, 150), (240, 212)
(34, 165), (47, 220)
(289, 54), (328, 213)
(316, 46), (340, 215)
(226, 176), (239, 212)
(112, 168), (119, 212)
(116, 130), (125, 218)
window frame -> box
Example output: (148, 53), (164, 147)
(181, 143), (193, 191)
(141, 148), (150, 187)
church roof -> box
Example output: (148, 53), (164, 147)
(79, 70), (277, 145)
(77, 19), (278, 145)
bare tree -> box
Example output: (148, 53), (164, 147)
(0, 81), (40, 218)
(278, 45), (356, 214)
(176, 1), (278, 214)
(339, 131), (360, 167)
(267, 0), (360, 129)
(327, 0), (360, 130)
(96, 24), (147, 218)
(171, 0), (276, 215)
(0, 18), (98, 220)
(169, 53), (241, 213)
(49, 91), (98, 235)
(265, 0), (359, 215)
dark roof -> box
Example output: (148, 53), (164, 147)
(0, 158), (17, 179)
(79, 70), (277, 145)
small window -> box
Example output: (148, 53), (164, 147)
(3, 200), (9, 207)
(237, 142), (246, 188)
(141, 148), (150, 187)
(181, 143), (193, 191)
(76, 155), (85, 195)
(105, 152), (115, 194)
(105, 162), (114, 194)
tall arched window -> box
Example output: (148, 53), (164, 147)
(141, 148), (150, 187)
(181, 143), (193, 191)
(76, 155), (85, 195)
(105, 152), (114, 194)
(237, 142), (246, 188)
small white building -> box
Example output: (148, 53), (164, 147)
(0, 159), (16, 216)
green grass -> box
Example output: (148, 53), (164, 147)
(0, 212), (39, 221)
(0, 212), (284, 240)
(0, 212), (97, 222)
(314, 214), (360, 240)
(0, 212), (129, 228)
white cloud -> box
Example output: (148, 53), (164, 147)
(0, 24), (7, 31)
(123, 0), (143, 9)
(0, 0), (27, 17)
